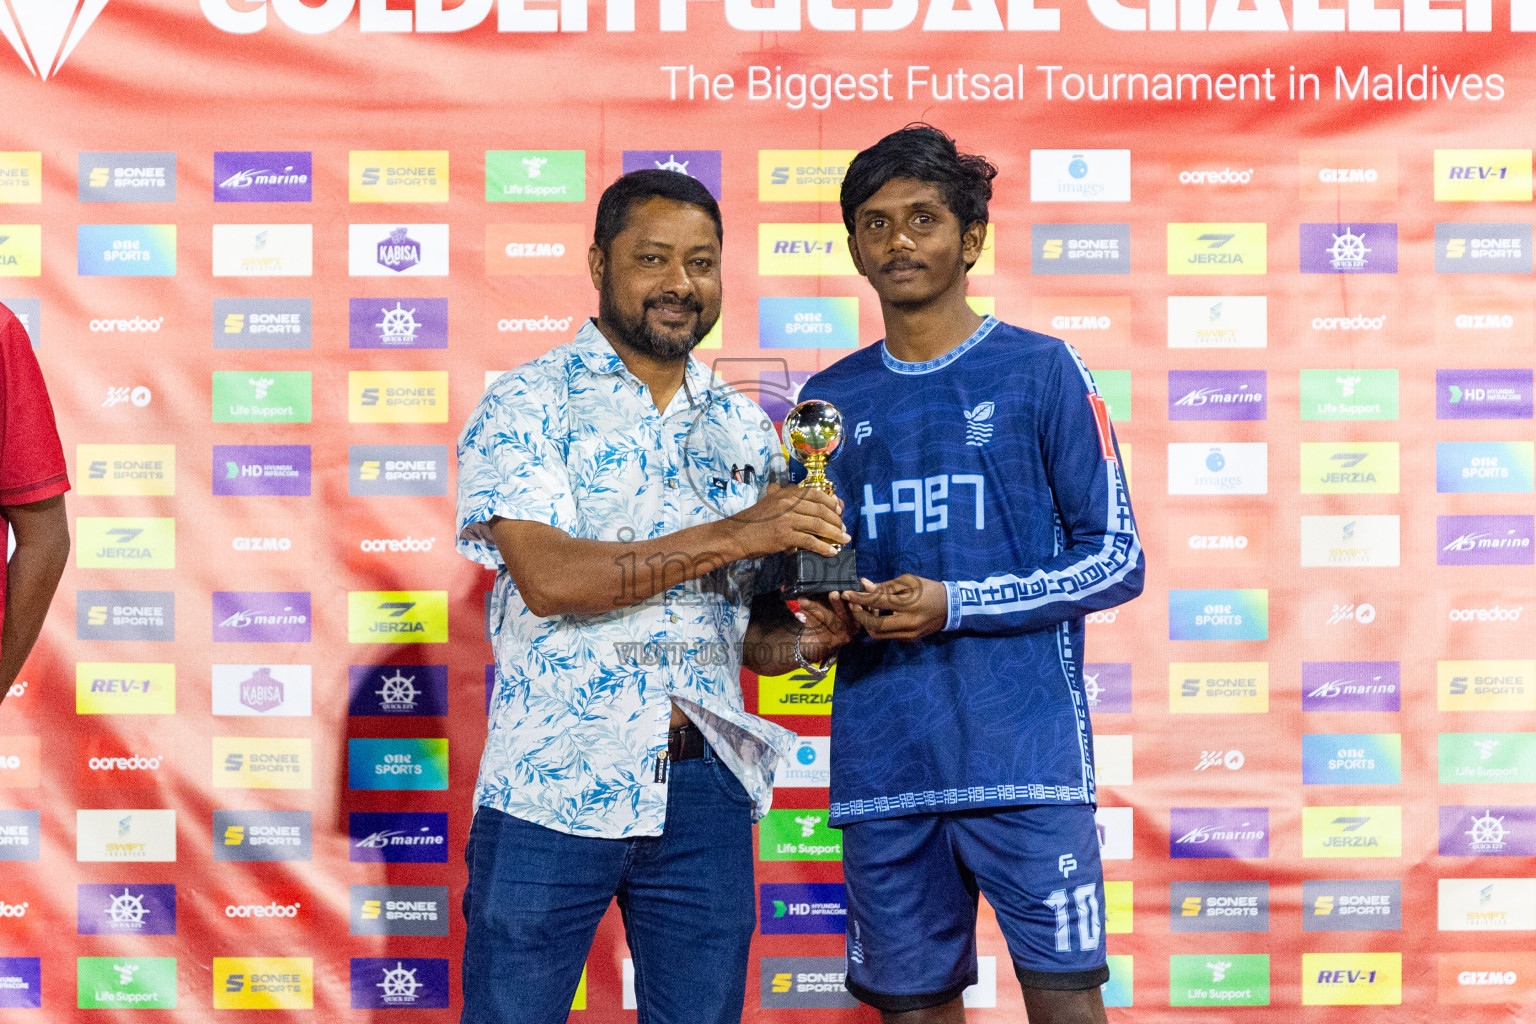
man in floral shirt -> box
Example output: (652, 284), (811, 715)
(456, 169), (855, 1023)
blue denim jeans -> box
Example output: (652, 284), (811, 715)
(461, 748), (757, 1024)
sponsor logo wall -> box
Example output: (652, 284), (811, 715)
(5, 6), (1534, 1021)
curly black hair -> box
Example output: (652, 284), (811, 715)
(839, 124), (998, 236)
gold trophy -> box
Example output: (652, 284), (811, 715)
(780, 399), (859, 598)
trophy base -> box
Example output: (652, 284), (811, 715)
(783, 547), (860, 599)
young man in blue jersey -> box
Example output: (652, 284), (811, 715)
(797, 125), (1144, 1024)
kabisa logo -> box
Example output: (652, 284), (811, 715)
(214, 810), (313, 862)
(213, 737), (313, 790)
(0, 811), (40, 862)
(349, 812), (449, 863)
(351, 885), (450, 936)
(211, 664), (313, 717)
(1169, 881), (1270, 933)
(349, 151), (449, 203)
(349, 224), (449, 276)
(1435, 149), (1534, 202)
(1301, 661), (1400, 712)
(351, 958), (450, 1009)
(1168, 370), (1266, 421)
(77, 883), (176, 935)
(487, 150), (585, 202)
(1300, 223), (1397, 273)
(1439, 515), (1535, 566)
(76, 518), (174, 570)
(213, 444), (312, 497)
(349, 297), (447, 349)
(213, 297), (312, 349)
(1436, 441), (1536, 494)
(77, 443), (174, 496)
(75, 662), (176, 715)
(348, 370), (449, 423)
(347, 738), (449, 791)
(758, 150), (854, 202)
(622, 150), (722, 198)
(1302, 734), (1402, 785)
(347, 664), (449, 717)
(1304, 879), (1401, 932)
(1439, 805), (1536, 857)
(1301, 806), (1403, 858)
(1166, 442), (1267, 495)
(1168, 663), (1268, 713)
(497, 315), (575, 333)
(1030, 149), (1131, 202)
(78, 153), (176, 202)
(77, 957), (178, 1010)
(349, 445), (448, 496)
(1032, 223), (1128, 275)
(1437, 368), (1534, 420)
(1437, 222), (1534, 274)
(76, 590), (175, 642)
(1166, 222), (1266, 275)
(758, 297), (858, 349)
(347, 591), (448, 644)
(212, 592), (311, 643)
(759, 883), (847, 935)
(77, 224), (176, 276)
(213, 958), (313, 1010)
(214, 152), (312, 202)
(1169, 808), (1269, 859)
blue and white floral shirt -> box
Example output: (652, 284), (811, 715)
(457, 319), (798, 838)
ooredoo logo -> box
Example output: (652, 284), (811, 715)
(89, 316), (163, 333)
(497, 316), (575, 333)
(1179, 166), (1254, 185)
(1311, 314), (1386, 331)
(225, 901), (301, 918)
(359, 537), (435, 553)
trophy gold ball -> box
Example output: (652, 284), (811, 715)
(782, 400), (844, 494)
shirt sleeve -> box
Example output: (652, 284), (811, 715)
(455, 375), (577, 571)
(0, 311), (69, 507)
(943, 343), (1144, 635)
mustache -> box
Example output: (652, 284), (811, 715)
(880, 256), (927, 274)
(645, 295), (703, 314)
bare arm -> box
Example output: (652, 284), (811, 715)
(488, 483), (849, 618)
(0, 494), (69, 698)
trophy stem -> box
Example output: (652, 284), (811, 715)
(801, 453), (832, 494)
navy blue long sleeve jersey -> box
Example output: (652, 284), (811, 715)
(798, 317), (1144, 827)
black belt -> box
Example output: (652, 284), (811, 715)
(668, 722), (706, 761)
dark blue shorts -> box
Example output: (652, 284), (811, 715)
(841, 804), (1108, 1012)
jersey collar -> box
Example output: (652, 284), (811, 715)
(879, 315), (998, 376)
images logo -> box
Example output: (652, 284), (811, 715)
(1439, 805), (1536, 857)
(211, 223), (313, 276)
(1436, 441), (1535, 493)
(1438, 661), (1534, 712)
(1169, 954), (1269, 1007)
(1169, 881), (1269, 933)
(775, 737), (831, 788)
(75, 809), (176, 862)
(0, 153), (41, 203)
(1301, 662), (1400, 712)
(214, 152), (311, 202)
(1299, 369), (1398, 421)
(758, 665), (835, 715)
(1300, 222), (1396, 273)
(77, 153), (175, 202)
(1168, 590), (1268, 641)
(1438, 368), (1533, 420)
(1032, 223), (1127, 275)
(211, 664), (313, 717)
(1304, 879), (1401, 932)
(1302, 734), (1402, 785)
(1302, 952), (1401, 1006)
(347, 664), (449, 716)
(349, 224), (449, 276)
(1435, 149), (1533, 201)
(347, 591), (448, 644)
(1168, 662), (1268, 713)
(349, 445), (448, 496)
(1166, 442), (1267, 495)
(347, 738), (448, 791)
(1439, 733), (1536, 784)
(486, 150), (584, 201)
(1167, 222), (1266, 275)
(213, 737), (312, 790)
(760, 883), (846, 935)
(1298, 149), (1398, 201)
(214, 957), (313, 1010)
(348, 371), (448, 423)
(349, 151), (448, 203)
(758, 297), (857, 349)
(77, 956), (177, 1009)
(1300, 515), (1400, 567)
(213, 810), (312, 862)
(76, 517), (174, 570)
(1166, 295), (1266, 348)
(622, 150), (721, 198)
(1168, 370), (1266, 420)
(759, 810), (842, 861)
(1301, 806), (1402, 858)
(213, 297), (311, 349)
(485, 223), (587, 275)
(350, 885), (449, 936)
(77, 224), (175, 277)
(1031, 150), (1131, 202)
(349, 297), (447, 349)
(77, 883), (175, 935)
(759, 150), (854, 202)
(76, 443), (174, 496)
(350, 958), (450, 1009)
(1438, 515), (1535, 566)
(76, 590), (174, 642)
(1170, 808), (1269, 859)
(349, 812), (448, 863)
(1300, 442), (1399, 493)
(1437, 222), (1533, 273)
(212, 371), (311, 424)
(75, 662), (175, 715)
(213, 445), (311, 497)
(212, 592), (311, 643)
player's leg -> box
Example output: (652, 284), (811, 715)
(617, 747), (757, 1024)
(460, 805), (625, 1024)
(843, 813), (980, 1019)
(952, 804), (1110, 1024)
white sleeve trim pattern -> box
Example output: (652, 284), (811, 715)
(943, 581), (962, 631)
